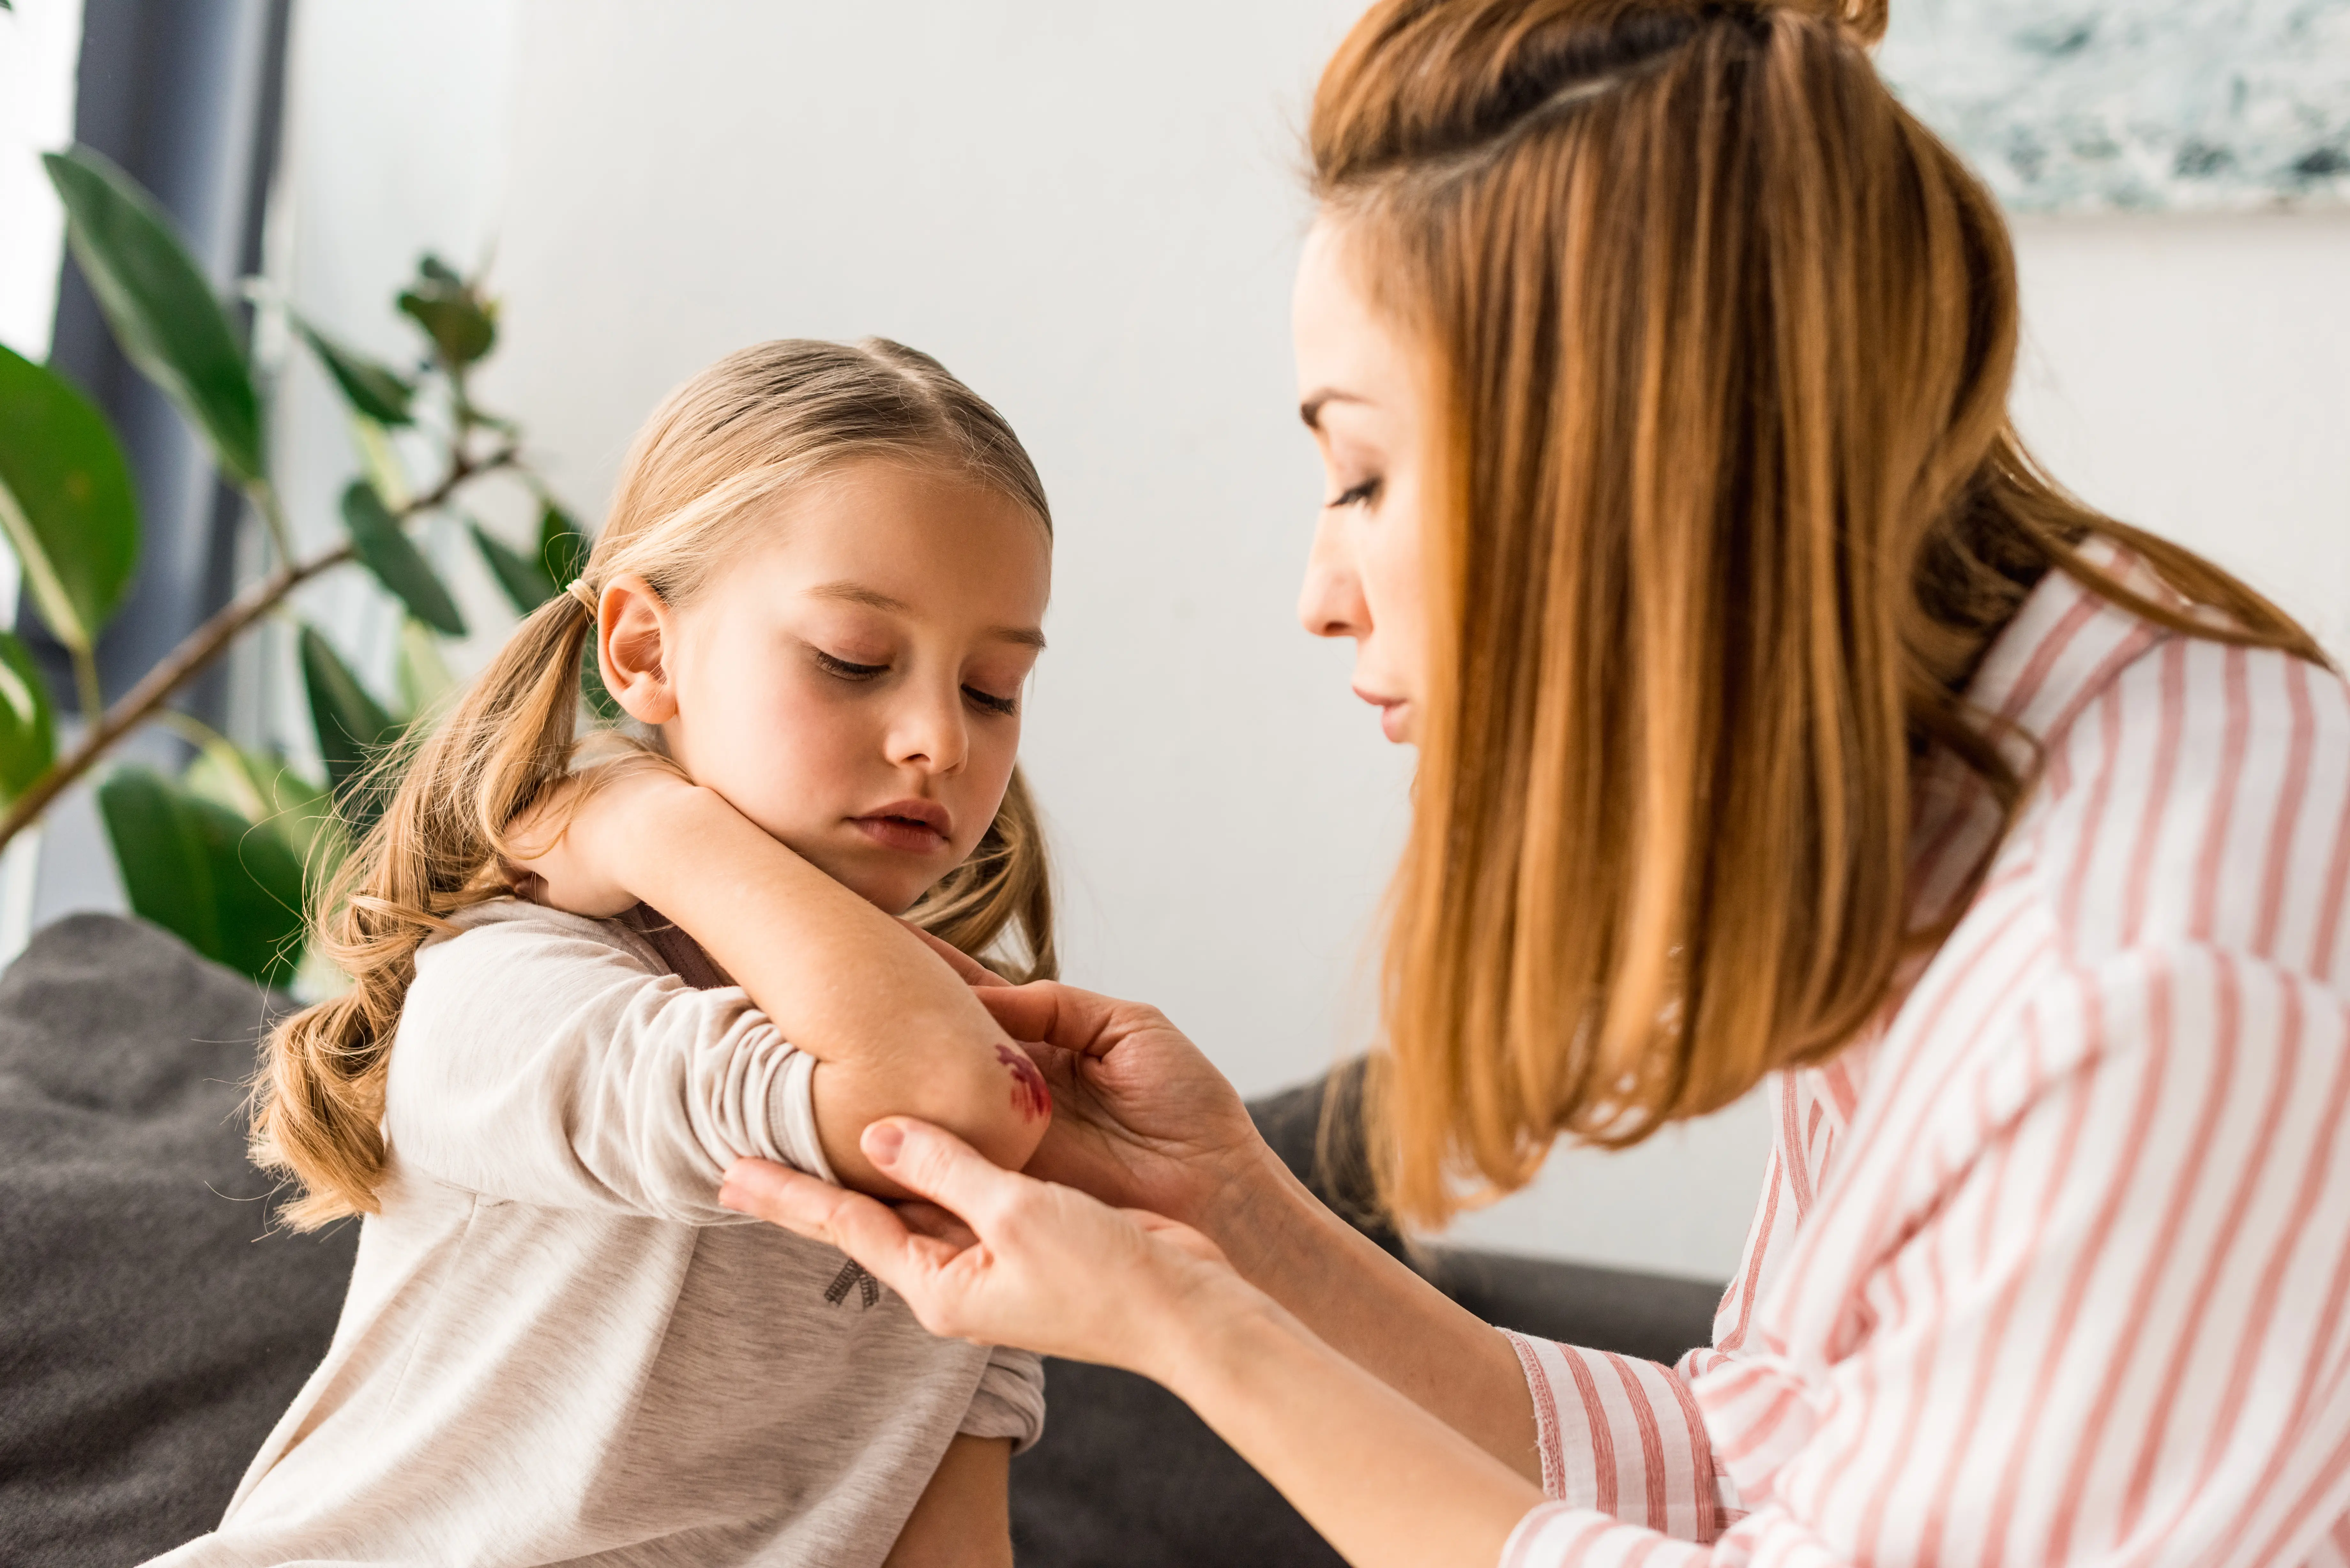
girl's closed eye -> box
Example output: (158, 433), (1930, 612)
(813, 649), (889, 681)
(962, 683), (1018, 717)
(1326, 475), (1382, 509)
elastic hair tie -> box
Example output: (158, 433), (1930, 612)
(565, 579), (598, 617)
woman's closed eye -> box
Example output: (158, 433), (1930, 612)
(1325, 476), (1382, 509)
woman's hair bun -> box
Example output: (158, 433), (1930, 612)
(1757, 0), (1888, 47)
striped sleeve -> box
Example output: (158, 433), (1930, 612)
(1502, 1331), (1727, 1543)
(1497, 946), (2350, 1568)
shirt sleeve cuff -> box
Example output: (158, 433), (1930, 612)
(958, 1346), (1047, 1453)
(758, 1047), (837, 1185)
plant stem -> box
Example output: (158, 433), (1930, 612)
(0, 440), (521, 855)
(0, 542), (356, 852)
(68, 647), (103, 733)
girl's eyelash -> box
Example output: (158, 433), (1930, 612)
(814, 651), (888, 680)
(963, 685), (1018, 717)
(817, 649), (1018, 714)
(1326, 476), (1382, 509)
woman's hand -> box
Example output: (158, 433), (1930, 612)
(721, 1119), (1541, 1568)
(721, 1119), (1250, 1377)
(970, 981), (1293, 1249)
(504, 758), (698, 917)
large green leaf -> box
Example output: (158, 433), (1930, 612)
(299, 625), (401, 811)
(397, 617), (458, 718)
(183, 738), (344, 893)
(0, 631), (57, 804)
(0, 345), (139, 651)
(341, 481), (466, 636)
(398, 256), (496, 371)
(294, 315), (413, 426)
(43, 146), (263, 485)
(472, 519), (556, 614)
(100, 765), (307, 987)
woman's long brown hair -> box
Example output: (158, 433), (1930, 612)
(253, 339), (1058, 1229)
(1313, 0), (2330, 1224)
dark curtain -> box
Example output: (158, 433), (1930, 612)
(29, 0), (293, 726)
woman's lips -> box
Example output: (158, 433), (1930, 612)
(1353, 685), (1409, 743)
(851, 800), (951, 854)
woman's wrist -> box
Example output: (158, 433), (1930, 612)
(1126, 1253), (1296, 1394)
(1193, 1142), (1343, 1295)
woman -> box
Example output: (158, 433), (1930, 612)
(720, 2), (2350, 1563)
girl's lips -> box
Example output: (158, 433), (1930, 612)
(851, 801), (951, 854)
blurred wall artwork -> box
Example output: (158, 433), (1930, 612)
(1877, 0), (2350, 212)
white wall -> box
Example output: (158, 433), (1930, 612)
(254, 4), (2350, 1281)
(0, 0), (87, 955)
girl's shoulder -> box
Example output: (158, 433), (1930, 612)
(406, 898), (674, 1025)
(428, 896), (667, 967)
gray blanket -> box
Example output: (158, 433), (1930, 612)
(0, 915), (356, 1568)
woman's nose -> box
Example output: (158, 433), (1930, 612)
(1297, 511), (1370, 641)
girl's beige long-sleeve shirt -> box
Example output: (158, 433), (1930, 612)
(150, 899), (1042, 1568)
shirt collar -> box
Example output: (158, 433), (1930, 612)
(1963, 533), (2175, 762)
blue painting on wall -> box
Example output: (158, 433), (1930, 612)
(1876, 1), (2350, 212)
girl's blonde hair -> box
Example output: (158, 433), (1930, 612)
(1313, 0), (2331, 1224)
(254, 338), (1057, 1229)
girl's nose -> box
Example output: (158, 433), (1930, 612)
(1297, 510), (1371, 641)
(887, 682), (969, 775)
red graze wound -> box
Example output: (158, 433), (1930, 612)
(995, 1044), (1052, 1122)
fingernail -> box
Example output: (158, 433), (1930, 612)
(862, 1121), (904, 1165)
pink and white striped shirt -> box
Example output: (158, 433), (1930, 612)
(1502, 544), (2350, 1568)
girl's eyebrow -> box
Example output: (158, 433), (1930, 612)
(808, 580), (907, 613)
(807, 579), (1046, 651)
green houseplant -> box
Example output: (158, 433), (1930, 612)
(0, 144), (591, 988)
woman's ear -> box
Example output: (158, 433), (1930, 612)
(596, 573), (681, 726)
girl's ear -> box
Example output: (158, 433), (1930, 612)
(597, 573), (681, 725)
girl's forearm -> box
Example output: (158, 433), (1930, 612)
(881, 1435), (1012, 1568)
(614, 784), (1045, 1186)
(1205, 1154), (1544, 1483)
(1146, 1287), (1542, 1568)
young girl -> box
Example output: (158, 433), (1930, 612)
(152, 339), (1063, 1568)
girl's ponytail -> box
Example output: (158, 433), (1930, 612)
(252, 593), (594, 1229)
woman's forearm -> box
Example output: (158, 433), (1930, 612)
(1204, 1150), (1543, 1483)
(614, 785), (1045, 1186)
(1148, 1287), (1542, 1568)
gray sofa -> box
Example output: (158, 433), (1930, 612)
(0, 915), (1721, 1566)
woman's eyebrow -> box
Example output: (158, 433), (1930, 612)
(808, 579), (1045, 650)
(1299, 388), (1370, 429)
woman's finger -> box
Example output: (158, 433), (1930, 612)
(860, 1118), (1028, 1228)
(974, 981), (1120, 1056)
(718, 1157), (955, 1278)
(899, 922), (1010, 987)
(896, 1199), (981, 1250)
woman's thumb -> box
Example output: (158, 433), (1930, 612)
(860, 1117), (1017, 1222)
